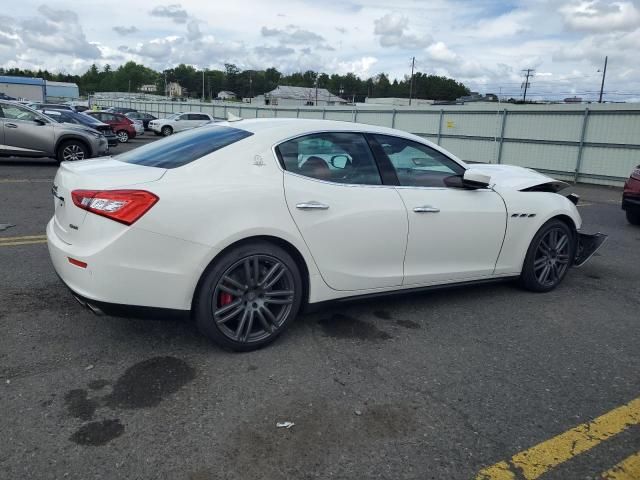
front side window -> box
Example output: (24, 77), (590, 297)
(372, 134), (465, 188)
(277, 132), (382, 185)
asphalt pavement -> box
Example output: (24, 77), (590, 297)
(1, 139), (638, 480)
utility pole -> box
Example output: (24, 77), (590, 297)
(521, 68), (535, 102)
(315, 75), (319, 106)
(598, 56), (608, 103)
(249, 71), (253, 103)
(202, 70), (205, 102)
(409, 56), (415, 106)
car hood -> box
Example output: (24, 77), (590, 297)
(468, 164), (569, 192)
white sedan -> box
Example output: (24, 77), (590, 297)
(148, 112), (214, 136)
(47, 119), (606, 351)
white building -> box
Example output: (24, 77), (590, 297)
(255, 86), (347, 107)
(364, 97), (435, 107)
(167, 82), (182, 97)
(140, 84), (156, 93)
(217, 90), (237, 100)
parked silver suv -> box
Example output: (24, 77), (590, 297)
(0, 100), (109, 163)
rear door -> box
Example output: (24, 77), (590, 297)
(278, 132), (408, 291)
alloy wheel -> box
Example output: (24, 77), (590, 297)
(533, 227), (571, 287)
(212, 255), (295, 344)
(62, 144), (85, 161)
(117, 131), (129, 142)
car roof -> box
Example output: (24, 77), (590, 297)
(209, 118), (466, 165)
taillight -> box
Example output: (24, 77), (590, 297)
(71, 190), (158, 225)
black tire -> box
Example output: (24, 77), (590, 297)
(161, 126), (173, 136)
(519, 219), (576, 292)
(626, 209), (640, 226)
(56, 140), (89, 164)
(194, 241), (303, 351)
(116, 130), (129, 143)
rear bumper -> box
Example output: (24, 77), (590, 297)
(47, 218), (215, 311)
(622, 194), (640, 212)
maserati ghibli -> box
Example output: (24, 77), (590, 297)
(47, 118), (606, 350)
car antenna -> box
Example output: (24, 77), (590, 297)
(226, 112), (243, 122)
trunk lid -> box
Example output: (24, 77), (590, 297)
(52, 158), (166, 244)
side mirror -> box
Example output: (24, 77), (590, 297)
(330, 155), (350, 169)
(462, 169), (491, 189)
(34, 117), (48, 125)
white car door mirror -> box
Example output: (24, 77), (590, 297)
(462, 169), (491, 189)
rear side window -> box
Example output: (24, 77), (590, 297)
(116, 126), (253, 168)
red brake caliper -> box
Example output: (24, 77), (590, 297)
(219, 292), (233, 307)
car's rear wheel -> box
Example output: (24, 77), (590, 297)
(626, 209), (640, 225)
(116, 130), (129, 143)
(56, 140), (88, 164)
(519, 219), (575, 292)
(194, 242), (303, 351)
(161, 126), (173, 136)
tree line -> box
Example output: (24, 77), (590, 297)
(0, 61), (470, 102)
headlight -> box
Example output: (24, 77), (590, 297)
(84, 129), (102, 138)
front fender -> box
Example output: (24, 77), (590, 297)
(493, 191), (582, 275)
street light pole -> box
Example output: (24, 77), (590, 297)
(202, 70), (205, 102)
(409, 56), (415, 106)
(598, 56), (608, 104)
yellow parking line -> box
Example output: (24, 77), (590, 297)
(0, 240), (48, 247)
(477, 396), (640, 480)
(0, 235), (47, 242)
(601, 451), (640, 480)
(0, 235), (48, 247)
(0, 179), (51, 183)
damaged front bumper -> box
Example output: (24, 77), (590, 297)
(574, 232), (608, 267)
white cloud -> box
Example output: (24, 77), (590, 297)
(560, 0), (640, 33)
(373, 13), (432, 48)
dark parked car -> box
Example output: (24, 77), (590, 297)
(28, 103), (75, 111)
(622, 165), (640, 225)
(39, 109), (119, 147)
(125, 111), (157, 129)
(85, 111), (137, 143)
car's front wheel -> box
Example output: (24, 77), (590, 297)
(519, 219), (576, 292)
(194, 242), (303, 351)
(161, 126), (173, 136)
(626, 209), (640, 225)
(56, 140), (88, 164)
(116, 130), (129, 143)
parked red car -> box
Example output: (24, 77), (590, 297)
(85, 111), (136, 143)
(622, 165), (640, 225)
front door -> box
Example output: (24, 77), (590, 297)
(277, 132), (408, 291)
(369, 134), (507, 285)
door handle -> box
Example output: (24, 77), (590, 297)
(5, 123), (18, 128)
(296, 201), (329, 210)
(413, 206), (440, 213)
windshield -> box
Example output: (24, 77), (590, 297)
(167, 113), (181, 120)
(115, 125), (253, 168)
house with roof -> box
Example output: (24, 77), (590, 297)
(254, 86), (347, 107)
(216, 90), (237, 100)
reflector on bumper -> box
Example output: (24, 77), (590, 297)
(574, 232), (608, 267)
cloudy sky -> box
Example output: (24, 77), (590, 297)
(1, 0), (639, 101)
